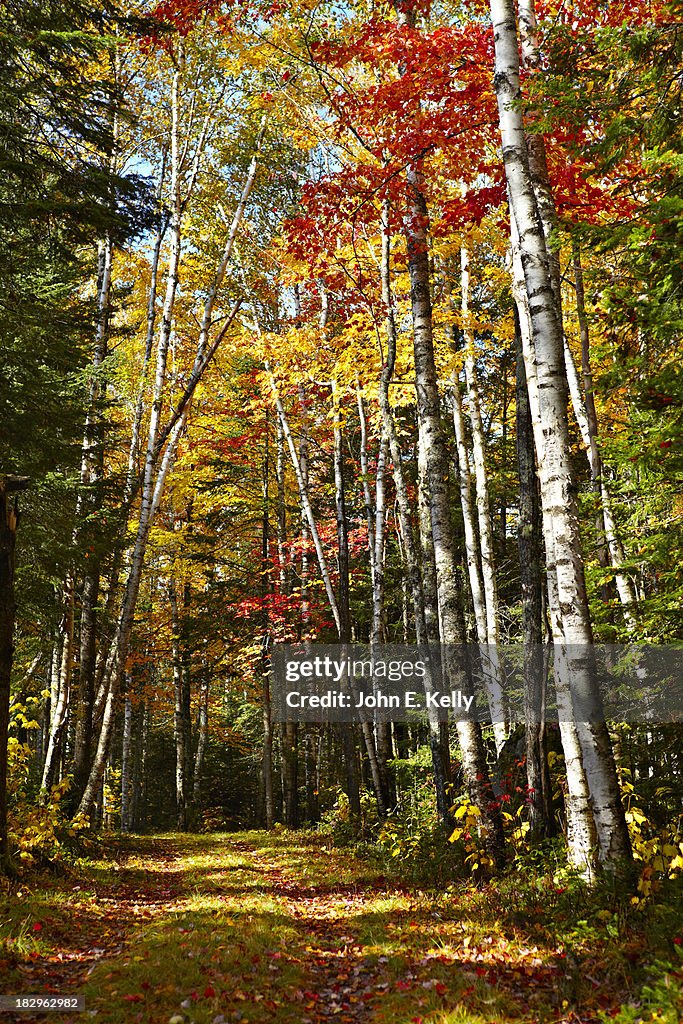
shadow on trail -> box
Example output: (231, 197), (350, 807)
(0, 833), (650, 1024)
(0, 838), (188, 1023)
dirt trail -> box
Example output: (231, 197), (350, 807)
(2, 835), (399, 1024)
(1, 839), (187, 1024)
(1, 832), (665, 1024)
(233, 841), (390, 1023)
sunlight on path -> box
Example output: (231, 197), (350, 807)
(0, 833), (655, 1024)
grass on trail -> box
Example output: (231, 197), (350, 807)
(0, 831), (681, 1024)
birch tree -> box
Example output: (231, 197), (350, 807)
(390, 0), (505, 862)
(489, 0), (631, 869)
(76, 66), (262, 819)
(460, 244), (507, 754)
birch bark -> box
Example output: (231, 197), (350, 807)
(76, 72), (260, 818)
(71, 232), (114, 801)
(332, 382), (387, 818)
(377, 200), (452, 824)
(515, 312), (553, 836)
(76, 59), (185, 817)
(384, 11), (505, 850)
(40, 587), (74, 794)
(511, 232), (597, 871)
(491, 0), (631, 867)
(563, 339), (638, 628)
(450, 383), (487, 643)
(193, 674), (209, 804)
(260, 418), (277, 831)
(170, 578), (192, 830)
(460, 245), (507, 753)
(358, 388), (393, 806)
(120, 692), (132, 833)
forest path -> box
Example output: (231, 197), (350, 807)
(0, 832), (634, 1024)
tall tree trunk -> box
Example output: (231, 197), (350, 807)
(460, 245), (507, 753)
(282, 720), (298, 828)
(332, 382), (386, 818)
(41, 583), (75, 796)
(515, 313), (553, 837)
(71, 571), (99, 802)
(76, 76), (259, 819)
(170, 578), (191, 830)
(490, 0), (631, 869)
(304, 730), (320, 823)
(126, 180), (168, 497)
(286, 387), (303, 827)
(71, 233), (113, 805)
(71, 55), (121, 804)
(273, 408), (304, 825)
(275, 415), (288, 594)
(570, 238), (612, 607)
(416, 434), (442, 648)
(357, 386), (388, 649)
(332, 384), (352, 645)
(565, 319), (638, 626)
(450, 382), (487, 643)
(262, 414), (275, 830)
(0, 477), (28, 865)
(120, 690), (133, 833)
(135, 701), (149, 831)
(358, 389), (393, 808)
(375, 200), (451, 821)
(511, 236), (598, 873)
(193, 674), (208, 805)
(415, 426), (457, 821)
(389, 65), (505, 849)
(43, 626), (62, 771)
(499, 349), (510, 555)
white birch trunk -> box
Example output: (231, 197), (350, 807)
(193, 674), (209, 803)
(357, 386), (388, 647)
(377, 198), (452, 825)
(126, 196), (167, 499)
(510, 231), (598, 875)
(450, 384), (487, 642)
(563, 339), (638, 627)
(460, 245), (507, 753)
(275, 415), (288, 594)
(77, 70), (258, 819)
(389, 8), (506, 851)
(492, 0), (630, 867)
(71, 225), (115, 800)
(40, 588), (74, 795)
(519, 0), (637, 633)
(267, 374), (342, 634)
(120, 691), (132, 833)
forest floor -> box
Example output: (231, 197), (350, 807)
(0, 831), (681, 1024)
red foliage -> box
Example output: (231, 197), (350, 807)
(151, 0), (225, 35)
